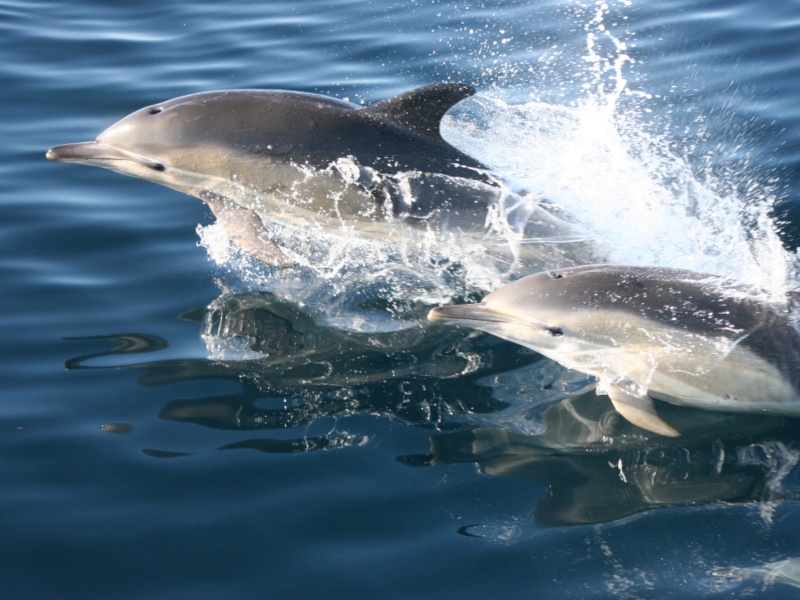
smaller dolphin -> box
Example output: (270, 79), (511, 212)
(428, 264), (800, 436)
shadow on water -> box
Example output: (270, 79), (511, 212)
(65, 290), (800, 530)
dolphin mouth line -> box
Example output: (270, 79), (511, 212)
(46, 141), (147, 166)
(428, 303), (532, 326)
(428, 304), (559, 338)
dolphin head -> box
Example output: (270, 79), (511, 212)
(45, 90), (333, 194)
(428, 266), (619, 370)
(47, 92), (258, 190)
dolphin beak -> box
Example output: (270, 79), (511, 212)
(428, 303), (511, 325)
(46, 141), (130, 165)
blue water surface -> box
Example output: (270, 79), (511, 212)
(3, 0), (800, 598)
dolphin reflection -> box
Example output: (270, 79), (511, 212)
(64, 290), (527, 456)
(420, 392), (798, 527)
(65, 289), (800, 525)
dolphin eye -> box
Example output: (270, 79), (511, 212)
(548, 271), (564, 280)
(149, 107), (163, 115)
(148, 162), (166, 172)
(546, 326), (564, 337)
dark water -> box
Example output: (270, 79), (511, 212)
(4, 0), (800, 597)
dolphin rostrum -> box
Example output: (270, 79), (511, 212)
(46, 83), (583, 268)
(429, 264), (800, 436)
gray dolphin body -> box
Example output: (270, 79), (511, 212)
(429, 264), (800, 436)
(46, 83), (579, 267)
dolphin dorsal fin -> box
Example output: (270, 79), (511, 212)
(363, 83), (476, 142)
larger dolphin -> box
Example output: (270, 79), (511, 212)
(429, 264), (800, 436)
(46, 83), (581, 267)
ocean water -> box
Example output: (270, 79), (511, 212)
(3, 0), (800, 597)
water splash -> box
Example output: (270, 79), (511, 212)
(444, 0), (795, 301)
(198, 218), (517, 331)
(198, 0), (796, 336)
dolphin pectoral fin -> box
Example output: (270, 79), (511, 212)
(607, 384), (681, 437)
(202, 193), (296, 268)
